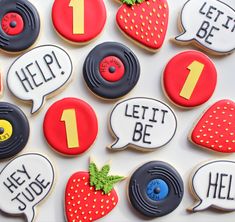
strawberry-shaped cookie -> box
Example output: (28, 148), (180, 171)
(190, 100), (235, 153)
(116, 0), (169, 52)
(65, 160), (124, 222)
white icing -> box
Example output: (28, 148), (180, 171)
(0, 153), (55, 222)
(176, 0), (235, 54)
(191, 160), (235, 211)
(109, 97), (177, 150)
(7, 45), (73, 114)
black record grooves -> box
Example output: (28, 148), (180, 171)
(128, 161), (184, 217)
(83, 42), (140, 99)
(0, 0), (40, 52)
(0, 102), (29, 159)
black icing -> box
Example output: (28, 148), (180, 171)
(0, 102), (29, 159)
(83, 42), (140, 99)
(0, 0), (40, 52)
(128, 161), (184, 218)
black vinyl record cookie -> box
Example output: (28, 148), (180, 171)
(0, 102), (29, 159)
(128, 161), (184, 218)
(0, 0), (40, 53)
(83, 42), (140, 100)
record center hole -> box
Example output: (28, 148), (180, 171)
(109, 66), (116, 74)
(0, 127), (4, 134)
(154, 187), (161, 194)
(10, 21), (17, 28)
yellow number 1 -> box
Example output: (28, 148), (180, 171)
(61, 109), (79, 149)
(69, 0), (84, 34)
(180, 61), (205, 100)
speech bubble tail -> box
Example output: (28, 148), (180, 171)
(25, 208), (35, 222)
(190, 200), (210, 212)
(175, 32), (193, 42)
(109, 139), (128, 150)
(31, 98), (44, 114)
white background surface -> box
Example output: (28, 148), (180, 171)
(0, 0), (235, 221)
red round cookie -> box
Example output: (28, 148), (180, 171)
(52, 0), (106, 43)
(43, 98), (98, 156)
(163, 51), (217, 108)
(99, 56), (125, 82)
(1, 12), (24, 36)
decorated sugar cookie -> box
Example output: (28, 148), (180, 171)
(162, 50), (217, 108)
(0, 71), (3, 97)
(0, 0), (40, 53)
(116, 0), (169, 52)
(0, 102), (29, 160)
(7, 45), (73, 114)
(65, 160), (124, 222)
(128, 161), (184, 217)
(108, 97), (177, 151)
(43, 98), (98, 156)
(83, 42), (140, 100)
(189, 160), (235, 212)
(175, 0), (235, 55)
(190, 100), (235, 153)
(0, 153), (55, 222)
(52, 0), (106, 44)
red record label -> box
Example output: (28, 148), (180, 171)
(163, 51), (217, 108)
(43, 98), (98, 156)
(1, 12), (24, 36)
(99, 56), (125, 82)
(52, 0), (106, 43)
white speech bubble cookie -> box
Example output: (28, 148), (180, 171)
(7, 45), (73, 114)
(108, 97), (177, 151)
(189, 160), (235, 212)
(0, 153), (55, 222)
(175, 0), (235, 55)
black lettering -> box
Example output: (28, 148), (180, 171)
(207, 172), (219, 198)
(25, 63), (43, 87)
(222, 16), (233, 29)
(161, 110), (168, 124)
(35, 60), (52, 82)
(17, 164), (31, 180)
(43, 54), (56, 78)
(141, 106), (148, 120)
(16, 70), (34, 92)
(22, 187), (35, 202)
(149, 108), (159, 123)
(132, 122), (143, 142)
(125, 104), (132, 118)
(196, 21), (210, 39)
(143, 125), (153, 144)
(35, 174), (50, 189)
(29, 181), (43, 196)
(133, 105), (140, 119)
(199, 2), (207, 15)
(227, 175), (234, 200)
(11, 193), (26, 211)
(206, 6), (217, 19)
(205, 26), (219, 45)
(10, 172), (25, 186)
(214, 10), (224, 22)
(3, 177), (18, 193)
(218, 174), (228, 199)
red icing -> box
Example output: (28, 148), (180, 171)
(1, 13), (24, 36)
(191, 100), (235, 153)
(163, 51), (217, 108)
(52, 0), (106, 43)
(99, 56), (125, 82)
(116, 0), (169, 50)
(43, 98), (98, 156)
(65, 171), (118, 222)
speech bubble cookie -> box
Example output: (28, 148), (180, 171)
(175, 0), (235, 55)
(189, 160), (235, 212)
(7, 45), (73, 114)
(108, 97), (177, 151)
(0, 153), (55, 222)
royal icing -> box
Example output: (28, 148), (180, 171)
(116, 0), (169, 51)
(163, 50), (217, 108)
(0, 0), (40, 53)
(0, 153), (55, 222)
(83, 42), (140, 100)
(43, 98), (98, 156)
(189, 160), (235, 212)
(128, 161), (184, 217)
(0, 102), (29, 160)
(65, 161), (124, 222)
(0, 71), (3, 97)
(108, 97), (177, 151)
(52, 0), (106, 43)
(190, 99), (235, 153)
(7, 45), (73, 114)
(175, 0), (235, 55)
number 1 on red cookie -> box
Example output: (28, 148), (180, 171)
(61, 109), (79, 148)
(69, 0), (84, 34)
(180, 61), (205, 100)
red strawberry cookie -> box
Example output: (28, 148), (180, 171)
(65, 160), (124, 222)
(52, 0), (106, 44)
(116, 0), (169, 52)
(190, 100), (235, 153)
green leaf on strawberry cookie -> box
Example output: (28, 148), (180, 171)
(89, 162), (124, 194)
(121, 0), (145, 6)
